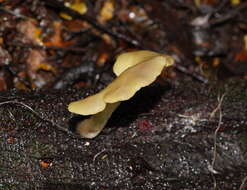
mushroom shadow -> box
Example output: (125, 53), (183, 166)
(106, 83), (172, 129)
(68, 115), (90, 133)
(68, 83), (172, 136)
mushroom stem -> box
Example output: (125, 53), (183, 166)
(68, 50), (175, 138)
(76, 102), (120, 138)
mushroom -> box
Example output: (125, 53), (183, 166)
(68, 50), (174, 138)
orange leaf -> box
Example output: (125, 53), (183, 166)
(98, 0), (115, 24)
(60, 0), (87, 20)
(235, 50), (247, 62)
(44, 21), (74, 48)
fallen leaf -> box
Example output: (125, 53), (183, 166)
(231, 0), (241, 6)
(235, 50), (247, 62)
(0, 72), (7, 90)
(26, 50), (47, 88)
(44, 21), (74, 48)
(18, 20), (43, 45)
(98, 0), (115, 24)
(60, 0), (87, 20)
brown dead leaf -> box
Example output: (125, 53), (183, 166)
(65, 19), (89, 33)
(14, 72), (29, 90)
(235, 50), (247, 62)
(27, 50), (46, 73)
(26, 50), (47, 88)
(212, 57), (220, 67)
(0, 46), (11, 66)
(0, 72), (7, 90)
(7, 137), (15, 144)
(44, 21), (74, 48)
(244, 35), (247, 51)
(234, 35), (247, 62)
(96, 52), (110, 67)
(39, 160), (52, 169)
(18, 20), (43, 45)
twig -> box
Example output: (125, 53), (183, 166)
(174, 63), (208, 83)
(208, 93), (226, 190)
(0, 7), (31, 20)
(52, 62), (94, 89)
(211, 93), (226, 169)
(93, 149), (107, 162)
(239, 176), (247, 190)
(213, 0), (229, 14)
(9, 42), (86, 53)
(43, 0), (141, 48)
(0, 101), (80, 139)
(211, 174), (217, 190)
(209, 2), (247, 26)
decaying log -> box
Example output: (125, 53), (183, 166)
(0, 79), (246, 189)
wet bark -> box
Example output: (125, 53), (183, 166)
(0, 79), (247, 190)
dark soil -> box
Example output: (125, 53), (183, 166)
(0, 79), (247, 189)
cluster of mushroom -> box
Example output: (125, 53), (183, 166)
(68, 50), (174, 138)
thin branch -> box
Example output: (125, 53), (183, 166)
(0, 7), (31, 20)
(93, 149), (107, 163)
(208, 93), (226, 190)
(9, 42), (86, 53)
(211, 93), (226, 169)
(0, 101), (81, 139)
(174, 62), (208, 83)
(209, 2), (247, 26)
(239, 176), (247, 190)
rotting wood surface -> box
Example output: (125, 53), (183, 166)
(0, 79), (247, 190)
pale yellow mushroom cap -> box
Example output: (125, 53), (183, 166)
(113, 50), (160, 76)
(68, 50), (174, 138)
(104, 55), (174, 103)
(68, 92), (105, 115)
(68, 51), (174, 115)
